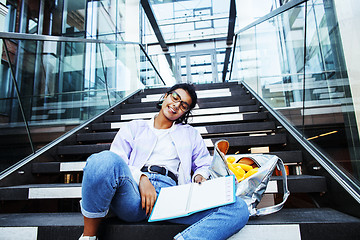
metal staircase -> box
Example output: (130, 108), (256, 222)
(0, 82), (359, 239)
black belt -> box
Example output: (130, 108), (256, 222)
(141, 165), (178, 184)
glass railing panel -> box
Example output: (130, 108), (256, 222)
(140, 50), (158, 87)
(232, 3), (307, 110)
(139, 50), (168, 88)
(230, 0), (360, 184)
(230, 27), (257, 90)
(0, 35), (164, 173)
(302, 0), (360, 180)
(0, 39), (34, 171)
(0, 97), (33, 171)
(255, 3), (307, 126)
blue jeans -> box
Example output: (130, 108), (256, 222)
(81, 151), (249, 240)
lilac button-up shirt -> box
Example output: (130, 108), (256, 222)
(110, 119), (212, 185)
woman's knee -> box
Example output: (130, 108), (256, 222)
(84, 151), (124, 179)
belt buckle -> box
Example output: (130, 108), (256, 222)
(147, 165), (156, 174)
(148, 165), (168, 176)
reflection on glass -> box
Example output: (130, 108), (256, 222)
(231, 0), (360, 182)
(149, 0), (229, 42)
(0, 36), (163, 172)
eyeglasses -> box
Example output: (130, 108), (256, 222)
(168, 91), (190, 112)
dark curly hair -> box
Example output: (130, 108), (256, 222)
(156, 83), (198, 124)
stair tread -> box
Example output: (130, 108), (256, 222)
(112, 105), (259, 119)
(104, 111), (267, 123)
(0, 175), (327, 200)
(32, 150), (303, 174)
(57, 144), (110, 155)
(0, 175), (322, 189)
(127, 95), (253, 105)
(81, 122), (276, 140)
(105, 107), (258, 122)
(138, 82), (241, 95)
(114, 103), (259, 115)
(120, 98), (257, 109)
(1, 209), (359, 240)
(0, 208), (358, 227)
(91, 120), (273, 132)
(62, 134), (286, 153)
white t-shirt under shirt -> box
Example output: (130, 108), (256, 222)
(144, 117), (180, 176)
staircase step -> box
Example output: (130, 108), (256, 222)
(0, 209), (358, 240)
(75, 132), (284, 148)
(128, 94), (252, 104)
(86, 122), (275, 140)
(32, 162), (86, 173)
(139, 89), (248, 103)
(120, 98), (257, 109)
(195, 122), (275, 135)
(266, 151), (302, 164)
(205, 133), (286, 148)
(107, 106), (253, 121)
(0, 183), (82, 200)
(91, 122), (112, 131)
(76, 132), (116, 143)
(57, 144), (110, 155)
(137, 88), (248, 100)
(31, 150), (302, 174)
(104, 112), (267, 124)
(114, 104), (259, 116)
(138, 82), (240, 95)
(0, 175), (326, 200)
(140, 82), (240, 95)
(58, 133), (285, 155)
(91, 119), (271, 132)
(140, 88), (233, 99)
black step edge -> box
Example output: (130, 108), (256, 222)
(0, 209), (358, 240)
(0, 175), (325, 201)
(119, 99), (257, 109)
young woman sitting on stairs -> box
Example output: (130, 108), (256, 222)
(79, 83), (249, 240)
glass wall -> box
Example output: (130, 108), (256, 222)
(0, 34), (162, 173)
(0, 34), (165, 171)
(231, 0), (360, 184)
(0, 0), (162, 173)
(144, 0), (230, 84)
(2, 0), (131, 38)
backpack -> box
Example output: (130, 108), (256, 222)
(208, 140), (290, 217)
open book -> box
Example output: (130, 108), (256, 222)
(148, 175), (235, 222)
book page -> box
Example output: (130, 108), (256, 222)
(188, 176), (235, 213)
(149, 176), (235, 222)
(149, 184), (190, 221)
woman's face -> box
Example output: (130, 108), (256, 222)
(161, 88), (192, 122)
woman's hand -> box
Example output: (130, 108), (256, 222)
(194, 174), (207, 183)
(139, 175), (157, 215)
